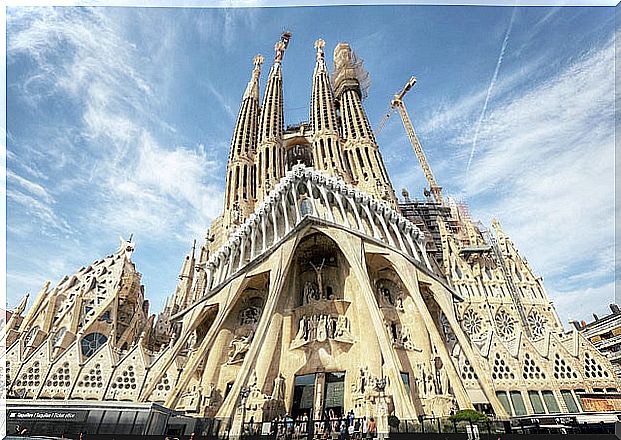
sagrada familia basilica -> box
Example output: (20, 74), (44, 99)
(4, 33), (620, 434)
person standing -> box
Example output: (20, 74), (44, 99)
(367, 418), (377, 439)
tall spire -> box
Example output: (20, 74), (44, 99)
(255, 32), (291, 204)
(333, 43), (397, 207)
(309, 39), (352, 182)
(172, 240), (196, 312)
(223, 54), (264, 228)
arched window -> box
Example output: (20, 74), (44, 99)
(53, 327), (67, 347)
(300, 198), (313, 217)
(25, 326), (39, 346)
(81, 332), (108, 358)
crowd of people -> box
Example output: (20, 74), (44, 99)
(247, 410), (377, 440)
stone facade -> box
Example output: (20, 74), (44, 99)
(575, 304), (621, 380)
(4, 36), (619, 433)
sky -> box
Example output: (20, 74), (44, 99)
(5, 4), (617, 326)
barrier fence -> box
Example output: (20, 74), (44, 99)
(240, 416), (508, 439)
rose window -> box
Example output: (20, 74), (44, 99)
(495, 310), (515, 339)
(80, 332), (108, 358)
(462, 309), (482, 336)
(527, 311), (546, 338)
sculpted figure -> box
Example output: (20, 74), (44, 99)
(186, 331), (197, 350)
(356, 367), (367, 394)
(240, 306), (260, 325)
(294, 317), (307, 341)
(272, 374), (285, 401)
(440, 367), (449, 396)
(396, 294), (404, 310)
(335, 315), (349, 338)
(317, 315), (328, 342)
(228, 332), (252, 364)
(419, 364), (429, 397)
(303, 281), (318, 303)
(327, 315), (336, 339)
(309, 316), (318, 341)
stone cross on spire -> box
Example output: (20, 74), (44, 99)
(251, 54), (264, 84)
(274, 40), (286, 63)
(314, 38), (325, 60)
(253, 54), (264, 72)
(274, 31), (292, 63)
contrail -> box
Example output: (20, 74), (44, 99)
(466, 7), (517, 175)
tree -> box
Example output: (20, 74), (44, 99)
(448, 409), (489, 424)
(388, 414), (400, 428)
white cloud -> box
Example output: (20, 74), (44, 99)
(411, 38), (615, 323)
(6, 189), (71, 234)
(8, 7), (225, 242)
(6, 7), (228, 308)
(7, 170), (53, 204)
(549, 282), (615, 326)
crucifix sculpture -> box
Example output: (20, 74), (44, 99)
(310, 258), (326, 299)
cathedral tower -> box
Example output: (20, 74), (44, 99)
(309, 39), (352, 182)
(255, 33), (291, 204)
(333, 43), (397, 207)
(7, 36), (621, 438)
(223, 55), (264, 228)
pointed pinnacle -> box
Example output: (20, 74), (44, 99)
(314, 38), (325, 58)
(253, 54), (264, 69)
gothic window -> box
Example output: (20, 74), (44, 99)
(81, 332), (108, 358)
(439, 312), (457, 344)
(24, 326), (39, 346)
(462, 309), (482, 336)
(495, 310), (515, 339)
(5, 361), (11, 389)
(99, 310), (112, 322)
(390, 322), (398, 341)
(522, 353), (545, 380)
(454, 263), (462, 279)
(527, 310), (546, 338)
(491, 353), (515, 380)
(53, 327), (67, 347)
(584, 352), (609, 379)
(553, 353), (578, 380)
(300, 198), (313, 217)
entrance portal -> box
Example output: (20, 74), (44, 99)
(291, 372), (346, 420)
(323, 372), (345, 418)
(292, 374), (315, 419)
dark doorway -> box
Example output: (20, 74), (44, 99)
(324, 372), (345, 418)
(292, 373), (315, 419)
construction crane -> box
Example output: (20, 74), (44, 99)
(377, 76), (444, 206)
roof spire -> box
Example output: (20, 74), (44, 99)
(243, 54), (264, 100)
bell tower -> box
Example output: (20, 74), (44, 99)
(255, 32), (291, 204)
(309, 39), (352, 182)
(333, 43), (397, 206)
(223, 54), (264, 228)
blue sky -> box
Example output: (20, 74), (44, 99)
(5, 5), (617, 326)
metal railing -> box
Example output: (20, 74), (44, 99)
(241, 416), (508, 438)
(242, 417), (371, 439)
